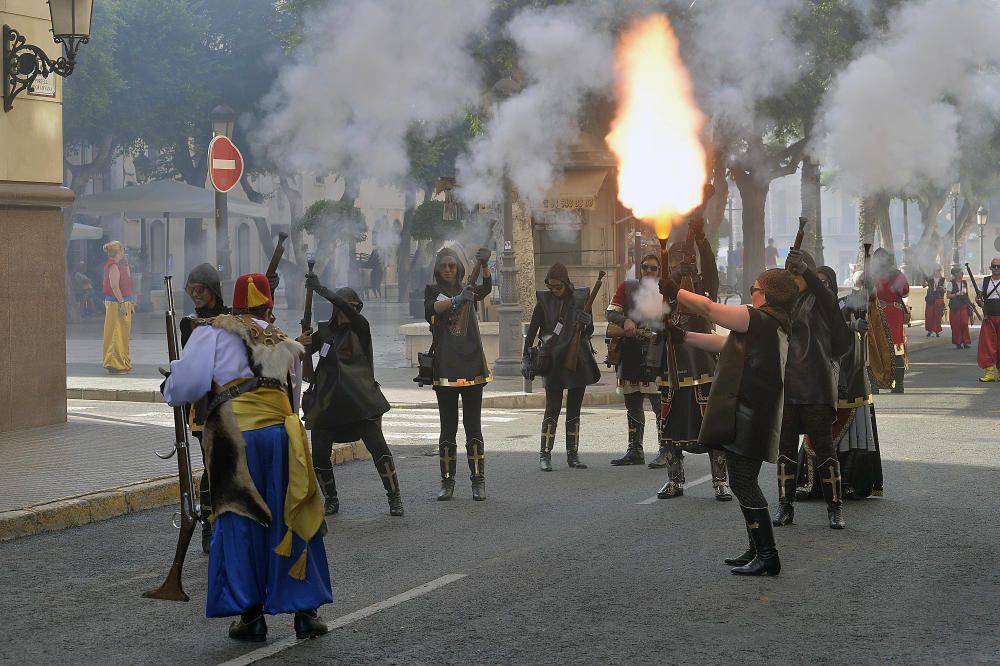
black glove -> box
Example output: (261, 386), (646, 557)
(576, 311), (593, 328)
(520, 355), (532, 380)
(785, 248), (807, 275)
(665, 321), (687, 345)
(659, 277), (680, 300)
(852, 319), (870, 333)
(304, 273), (321, 292)
(475, 247), (491, 264)
(267, 274), (280, 294)
(689, 218), (705, 242)
(456, 285), (476, 304)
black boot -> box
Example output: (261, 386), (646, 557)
(611, 411), (645, 465)
(467, 438), (486, 501)
(724, 522), (755, 566)
(294, 609), (328, 639)
(731, 506), (781, 576)
(374, 455), (404, 516)
(891, 355), (905, 394)
(229, 605), (267, 642)
(794, 442), (817, 500)
(655, 444), (684, 498)
(772, 455), (796, 526)
(539, 417), (557, 472)
(437, 441), (457, 501)
(709, 450), (732, 501)
(199, 472), (213, 554)
(566, 417), (588, 469)
(647, 446), (670, 468)
(818, 457), (847, 529)
(315, 466), (340, 515)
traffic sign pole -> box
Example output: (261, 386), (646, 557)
(208, 134), (244, 281)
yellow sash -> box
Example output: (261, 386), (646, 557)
(228, 383), (324, 580)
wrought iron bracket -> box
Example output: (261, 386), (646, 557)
(3, 25), (83, 112)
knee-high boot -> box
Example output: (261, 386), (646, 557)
(315, 465), (339, 515)
(891, 354), (905, 393)
(731, 506), (781, 576)
(724, 520), (755, 566)
(611, 398), (645, 465)
(818, 457), (847, 529)
(467, 438), (486, 501)
(539, 417), (557, 472)
(655, 444), (685, 498)
(566, 417), (587, 469)
(649, 391), (671, 469)
(794, 442), (817, 500)
(437, 441), (457, 501)
(772, 455), (797, 526)
(709, 450), (732, 501)
(374, 454), (404, 516)
(199, 471), (213, 553)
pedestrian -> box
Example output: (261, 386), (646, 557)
(653, 218), (731, 501)
(924, 267), (945, 337)
(772, 249), (854, 530)
(873, 248), (910, 393)
(659, 267), (798, 576)
(162, 273), (331, 642)
(101, 240), (133, 374)
(947, 266), (972, 349)
(425, 246), (493, 501)
(523, 263), (600, 472)
(368, 249), (384, 300)
(604, 254), (662, 468)
(764, 238), (779, 268)
(73, 261), (97, 317)
(179, 263), (231, 554)
(975, 258), (1000, 382)
(300, 278), (403, 516)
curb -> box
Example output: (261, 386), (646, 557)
(0, 441), (371, 542)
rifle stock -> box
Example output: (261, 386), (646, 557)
(564, 271), (605, 371)
(301, 257), (316, 383)
(265, 232), (289, 284)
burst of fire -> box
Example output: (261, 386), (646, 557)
(605, 14), (708, 241)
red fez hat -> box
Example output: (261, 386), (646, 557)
(232, 273), (273, 310)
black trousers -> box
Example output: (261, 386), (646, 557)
(778, 404), (836, 461)
(311, 420), (393, 469)
(543, 385), (585, 422)
(726, 451), (767, 508)
(434, 385), (485, 443)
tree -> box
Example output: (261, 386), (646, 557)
(410, 201), (463, 243)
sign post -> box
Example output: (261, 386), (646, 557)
(208, 135), (244, 280)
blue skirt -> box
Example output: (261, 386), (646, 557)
(206, 424), (333, 617)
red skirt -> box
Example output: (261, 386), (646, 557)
(924, 298), (944, 333)
(950, 306), (971, 345)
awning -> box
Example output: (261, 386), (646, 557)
(540, 169), (608, 211)
(70, 222), (103, 241)
(72, 179), (269, 219)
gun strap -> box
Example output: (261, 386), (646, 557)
(203, 377), (283, 423)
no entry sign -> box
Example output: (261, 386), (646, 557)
(208, 135), (244, 193)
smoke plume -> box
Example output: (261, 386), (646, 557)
(817, 0), (1000, 196)
(628, 277), (668, 326)
(253, 0), (491, 184)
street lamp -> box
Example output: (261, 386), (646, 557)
(978, 204), (988, 273)
(951, 185), (962, 274)
(210, 104), (237, 279)
(900, 198), (911, 281)
(3, 0), (94, 111)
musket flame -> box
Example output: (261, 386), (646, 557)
(605, 14), (708, 241)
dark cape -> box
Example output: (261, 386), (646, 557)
(698, 306), (789, 464)
(837, 290), (871, 407)
(525, 288), (601, 390)
(305, 290), (390, 440)
(424, 279), (493, 387)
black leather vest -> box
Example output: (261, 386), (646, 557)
(783, 293), (838, 412)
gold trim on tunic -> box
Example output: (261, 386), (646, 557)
(656, 373), (714, 388)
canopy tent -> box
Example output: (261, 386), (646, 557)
(71, 179), (269, 219)
(70, 222), (103, 241)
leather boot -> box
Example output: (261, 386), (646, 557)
(374, 455), (404, 516)
(199, 472), (213, 554)
(437, 441), (457, 501)
(710, 450), (732, 501)
(891, 356), (905, 393)
(611, 411), (645, 465)
(539, 417), (557, 472)
(979, 365), (997, 382)
(294, 609), (328, 639)
(731, 506), (781, 576)
(794, 442), (817, 500)
(772, 454), (796, 526)
(229, 605), (267, 642)
(648, 446), (670, 468)
(818, 457), (847, 529)
(467, 438), (486, 501)
(724, 521), (755, 566)
(565, 417), (588, 469)
(655, 444), (684, 498)
(315, 466), (340, 515)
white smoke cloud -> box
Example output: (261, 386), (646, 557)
(816, 0), (1000, 196)
(628, 276), (668, 325)
(253, 0), (491, 184)
(456, 4), (615, 206)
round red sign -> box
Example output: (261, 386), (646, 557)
(208, 135), (244, 193)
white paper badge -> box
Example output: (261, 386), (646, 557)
(320, 342), (331, 357)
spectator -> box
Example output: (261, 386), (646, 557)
(73, 261), (98, 317)
(764, 238), (779, 268)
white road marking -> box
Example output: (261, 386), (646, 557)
(383, 413), (515, 423)
(69, 415), (146, 428)
(636, 473), (713, 504)
(216, 573), (468, 666)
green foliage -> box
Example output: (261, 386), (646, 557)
(300, 199), (367, 243)
(410, 200), (462, 241)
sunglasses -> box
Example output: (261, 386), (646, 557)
(991, 265), (1000, 270)
(640, 264), (659, 272)
(545, 280), (564, 288)
(750, 286), (763, 295)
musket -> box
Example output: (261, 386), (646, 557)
(301, 256), (317, 383)
(454, 220), (499, 336)
(265, 231), (289, 286)
(659, 238), (681, 392)
(792, 217), (808, 251)
(564, 271), (606, 371)
(143, 276), (200, 602)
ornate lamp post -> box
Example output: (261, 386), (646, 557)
(211, 104), (236, 280)
(3, 0), (93, 111)
(951, 185), (962, 274)
(978, 205), (988, 273)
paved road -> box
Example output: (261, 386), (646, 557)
(2, 342), (998, 665)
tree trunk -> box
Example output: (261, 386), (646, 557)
(395, 186), (421, 303)
(800, 157), (823, 264)
(873, 194), (893, 251)
(917, 186), (947, 243)
(733, 173), (768, 302)
(704, 151), (728, 246)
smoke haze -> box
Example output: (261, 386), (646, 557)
(628, 276), (668, 325)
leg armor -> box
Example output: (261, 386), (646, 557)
(772, 454), (797, 526)
(655, 445), (685, 499)
(710, 450), (732, 501)
(314, 465), (339, 516)
(374, 454), (404, 517)
(565, 417), (587, 469)
(818, 457), (846, 529)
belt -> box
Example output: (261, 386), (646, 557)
(204, 377), (284, 422)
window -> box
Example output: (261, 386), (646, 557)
(533, 210), (583, 265)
